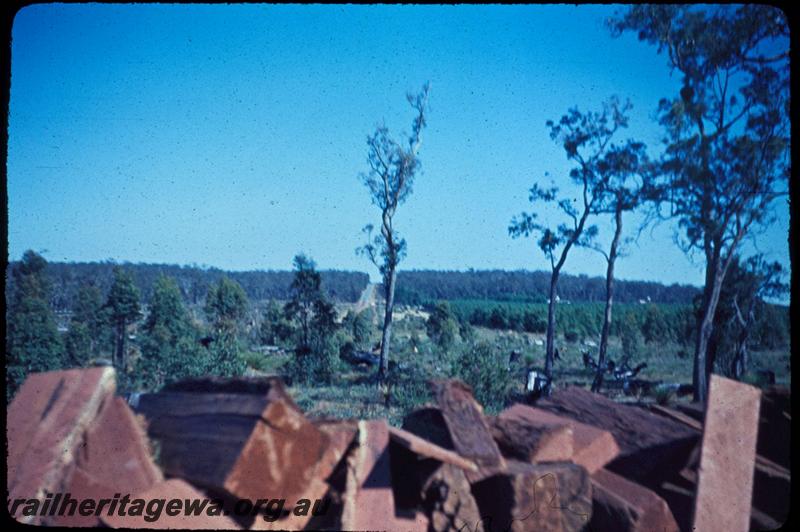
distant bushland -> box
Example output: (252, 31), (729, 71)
(7, 262), (704, 312)
(394, 269), (700, 306)
(5, 261), (370, 310)
(442, 299), (688, 340)
(439, 298), (788, 355)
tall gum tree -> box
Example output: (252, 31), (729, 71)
(609, 5), (790, 402)
(510, 98), (632, 390)
(358, 83), (430, 382)
(588, 139), (653, 392)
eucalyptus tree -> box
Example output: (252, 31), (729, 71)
(284, 254), (326, 355)
(64, 283), (110, 367)
(6, 250), (65, 399)
(105, 267), (141, 371)
(610, 5), (789, 401)
(711, 255), (787, 380)
(358, 83), (430, 382)
(204, 276), (248, 376)
(284, 253), (339, 383)
(588, 139), (653, 391)
(510, 98), (632, 388)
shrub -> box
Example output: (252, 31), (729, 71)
(426, 301), (459, 351)
(619, 313), (643, 359)
(286, 331), (345, 386)
(452, 342), (514, 413)
(523, 311), (547, 333)
(206, 329), (246, 377)
(388, 362), (433, 413)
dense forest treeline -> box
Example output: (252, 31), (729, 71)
(5, 251), (355, 399)
(442, 299), (789, 353)
(395, 270), (700, 305)
(4, 261), (370, 310)
(5, 261), (703, 311)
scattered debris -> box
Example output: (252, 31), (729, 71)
(582, 352), (649, 394)
(6, 369), (790, 530)
(525, 369), (552, 398)
(340, 349), (380, 367)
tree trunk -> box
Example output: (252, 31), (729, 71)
(301, 306), (310, 350)
(740, 342), (748, 377)
(540, 183), (592, 393)
(693, 260), (726, 403)
(544, 271), (560, 382)
(592, 207), (623, 392)
(378, 267), (397, 382)
(733, 339), (748, 380)
(115, 319), (126, 371)
(732, 299), (754, 380)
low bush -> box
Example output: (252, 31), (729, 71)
(451, 341), (514, 413)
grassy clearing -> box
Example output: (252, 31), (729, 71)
(248, 317), (789, 423)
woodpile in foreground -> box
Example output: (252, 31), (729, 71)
(6, 368), (789, 530)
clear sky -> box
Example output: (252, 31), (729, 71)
(7, 4), (790, 286)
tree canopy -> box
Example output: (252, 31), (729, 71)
(138, 276), (207, 390)
(609, 4), (789, 401)
(358, 82), (431, 381)
(6, 251), (65, 399)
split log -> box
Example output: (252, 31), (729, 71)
(692, 376), (761, 532)
(431, 380), (506, 481)
(497, 404), (618, 474)
(101, 479), (241, 529)
(7, 367), (116, 525)
(135, 377), (328, 505)
(536, 386), (698, 483)
(488, 414), (574, 464)
(589, 468), (679, 532)
(52, 396), (163, 526)
(471, 460), (592, 532)
(388, 425), (479, 472)
(340, 420), (427, 531)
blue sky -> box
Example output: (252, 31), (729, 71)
(7, 4), (790, 286)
